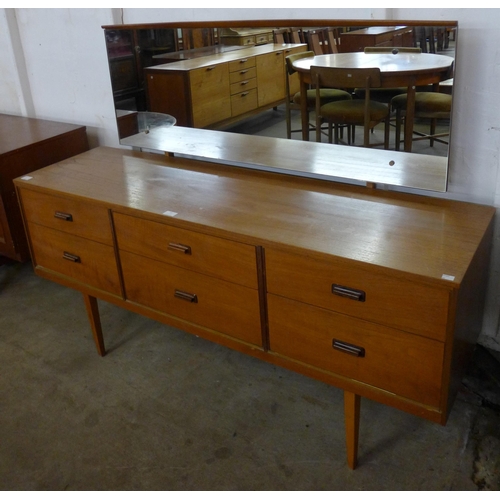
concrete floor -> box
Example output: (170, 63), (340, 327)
(1, 259), (499, 490)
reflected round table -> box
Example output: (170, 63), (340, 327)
(292, 52), (454, 152)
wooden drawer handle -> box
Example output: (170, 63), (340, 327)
(174, 290), (198, 303)
(168, 242), (191, 254)
(54, 211), (73, 222)
(332, 339), (365, 358)
(332, 284), (366, 302)
(63, 251), (81, 263)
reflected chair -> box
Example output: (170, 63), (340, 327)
(391, 91), (452, 151)
(306, 30), (326, 55)
(273, 28), (289, 44)
(312, 66), (390, 148)
(285, 52), (352, 139)
(288, 27), (303, 44)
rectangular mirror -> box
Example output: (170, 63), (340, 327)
(102, 19), (457, 192)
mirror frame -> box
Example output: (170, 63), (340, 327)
(102, 19), (458, 192)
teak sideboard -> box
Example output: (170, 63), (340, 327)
(144, 43), (306, 129)
(0, 114), (88, 262)
(14, 146), (494, 469)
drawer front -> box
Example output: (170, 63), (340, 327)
(229, 67), (257, 84)
(20, 189), (112, 245)
(268, 295), (444, 407)
(28, 223), (121, 295)
(231, 88), (258, 116)
(230, 77), (257, 96)
(121, 251), (262, 346)
(113, 212), (258, 288)
(255, 33), (270, 45)
(228, 57), (256, 73)
(265, 249), (449, 341)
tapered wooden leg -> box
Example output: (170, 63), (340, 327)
(344, 391), (361, 470)
(83, 294), (106, 356)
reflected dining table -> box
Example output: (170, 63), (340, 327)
(292, 52), (454, 152)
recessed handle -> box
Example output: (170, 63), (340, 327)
(54, 211), (73, 222)
(168, 242), (191, 254)
(63, 251), (81, 263)
(332, 339), (365, 357)
(174, 290), (198, 303)
(207, 66), (216, 71)
(239, 58), (248, 63)
(332, 284), (366, 302)
(240, 92), (249, 97)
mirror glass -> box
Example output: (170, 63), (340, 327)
(102, 20), (457, 191)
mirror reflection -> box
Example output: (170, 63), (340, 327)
(103, 21), (456, 190)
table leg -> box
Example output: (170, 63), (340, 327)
(300, 75), (309, 141)
(83, 293), (106, 356)
(404, 80), (416, 153)
(344, 390), (361, 469)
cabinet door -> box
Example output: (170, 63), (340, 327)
(190, 64), (231, 128)
(256, 51), (286, 107)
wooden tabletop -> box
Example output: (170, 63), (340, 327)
(14, 146), (494, 286)
(120, 125), (449, 192)
(292, 52), (454, 81)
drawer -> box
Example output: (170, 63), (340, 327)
(230, 77), (257, 96)
(120, 251), (262, 346)
(28, 223), (121, 295)
(228, 57), (256, 73)
(229, 67), (257, 84)
(268, 295), (444, 408)
(255, 33), (271, 45)
(20, 189), (112, 245)
(113, 212), (258, 289)
(231, 88), (258, 117)
(265, 249), (449, 341)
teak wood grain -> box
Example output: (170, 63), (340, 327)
(14, 145), (494, 469)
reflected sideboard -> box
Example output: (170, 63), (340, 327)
(14, 146), (494, 468)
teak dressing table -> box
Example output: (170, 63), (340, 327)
(14, 142), (494, 469)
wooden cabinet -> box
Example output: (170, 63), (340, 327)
(220, 28), (274, 47)
(0, 114), (88, 262)
(339, 26), (415, 53)
(145, 43), (306, 129)
(14, 144), (494, 469)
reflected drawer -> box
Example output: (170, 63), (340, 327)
(265, 249), (449, 341)
(20, 189), (112, 245)
(28, 223), (121, 295)
(230, 77), (257, 96)
(120, 251), (262, 346)
(113, 212), (258, 288)
(228, 57), (256, 73)
(231, 88), (258, 117)
(229, 67), (257, 84)
(268, 294), (444, 407)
